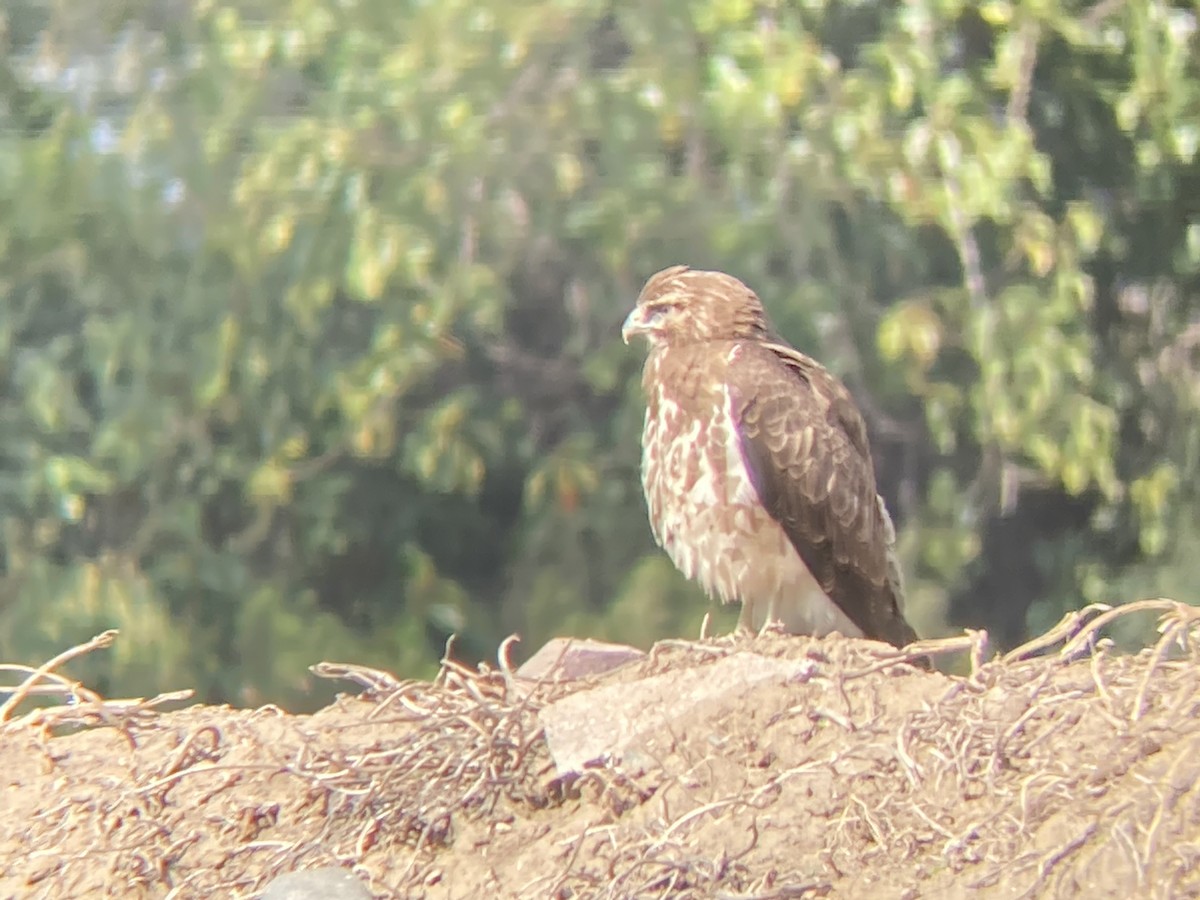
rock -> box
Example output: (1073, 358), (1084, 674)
(516, 637), (645, 683)
(538, 651), (817, 775)
(260, 866), (372, 900)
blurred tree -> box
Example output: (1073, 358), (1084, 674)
(0, 0), (1195, 708)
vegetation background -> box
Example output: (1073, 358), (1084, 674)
(0, 0), (1196, 710)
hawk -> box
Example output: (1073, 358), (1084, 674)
(622, 265), (921, 652)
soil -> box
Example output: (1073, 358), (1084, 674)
(2, 600), (1199, 899)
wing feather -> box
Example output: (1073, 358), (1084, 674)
(728, 342), (918, 648)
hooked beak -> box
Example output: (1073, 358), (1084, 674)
(621, 306), (651, 345)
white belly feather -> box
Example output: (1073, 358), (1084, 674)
(642, 385), (863, 638)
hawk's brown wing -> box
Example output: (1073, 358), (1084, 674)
(728, 340), (919, 649)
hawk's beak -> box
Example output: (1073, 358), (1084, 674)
(621, 307), (650, 345)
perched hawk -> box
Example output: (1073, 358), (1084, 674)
(622, 265), (920, 651)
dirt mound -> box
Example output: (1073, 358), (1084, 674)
(3, 600), (1199, 899)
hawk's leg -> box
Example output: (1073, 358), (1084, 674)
(734, 597), (757, 637)
(735, 595), (788, 637)
(758, 593), (788, 636)
(757, 619), (788, 637)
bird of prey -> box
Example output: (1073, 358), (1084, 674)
(621, 264), (921, 651)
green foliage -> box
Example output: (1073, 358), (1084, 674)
(0, 0), (1197, 708)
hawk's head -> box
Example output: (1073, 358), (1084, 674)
(622, 265), (773, 348)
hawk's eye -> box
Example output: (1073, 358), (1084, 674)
(641, 304), (668, 324)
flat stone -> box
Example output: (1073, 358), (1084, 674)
(260, 866), (372, 900)
(538, 651), (816, 775)
(516, 637), (645, 683)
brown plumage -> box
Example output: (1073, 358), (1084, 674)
(622, 264), (920, 652)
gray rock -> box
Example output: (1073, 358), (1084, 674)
(538, 651), (816, 775)
(516, 637), (645, 683)
(260, 866), (372, 900)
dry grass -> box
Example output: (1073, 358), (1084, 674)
(2, 600), (1199, 899)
